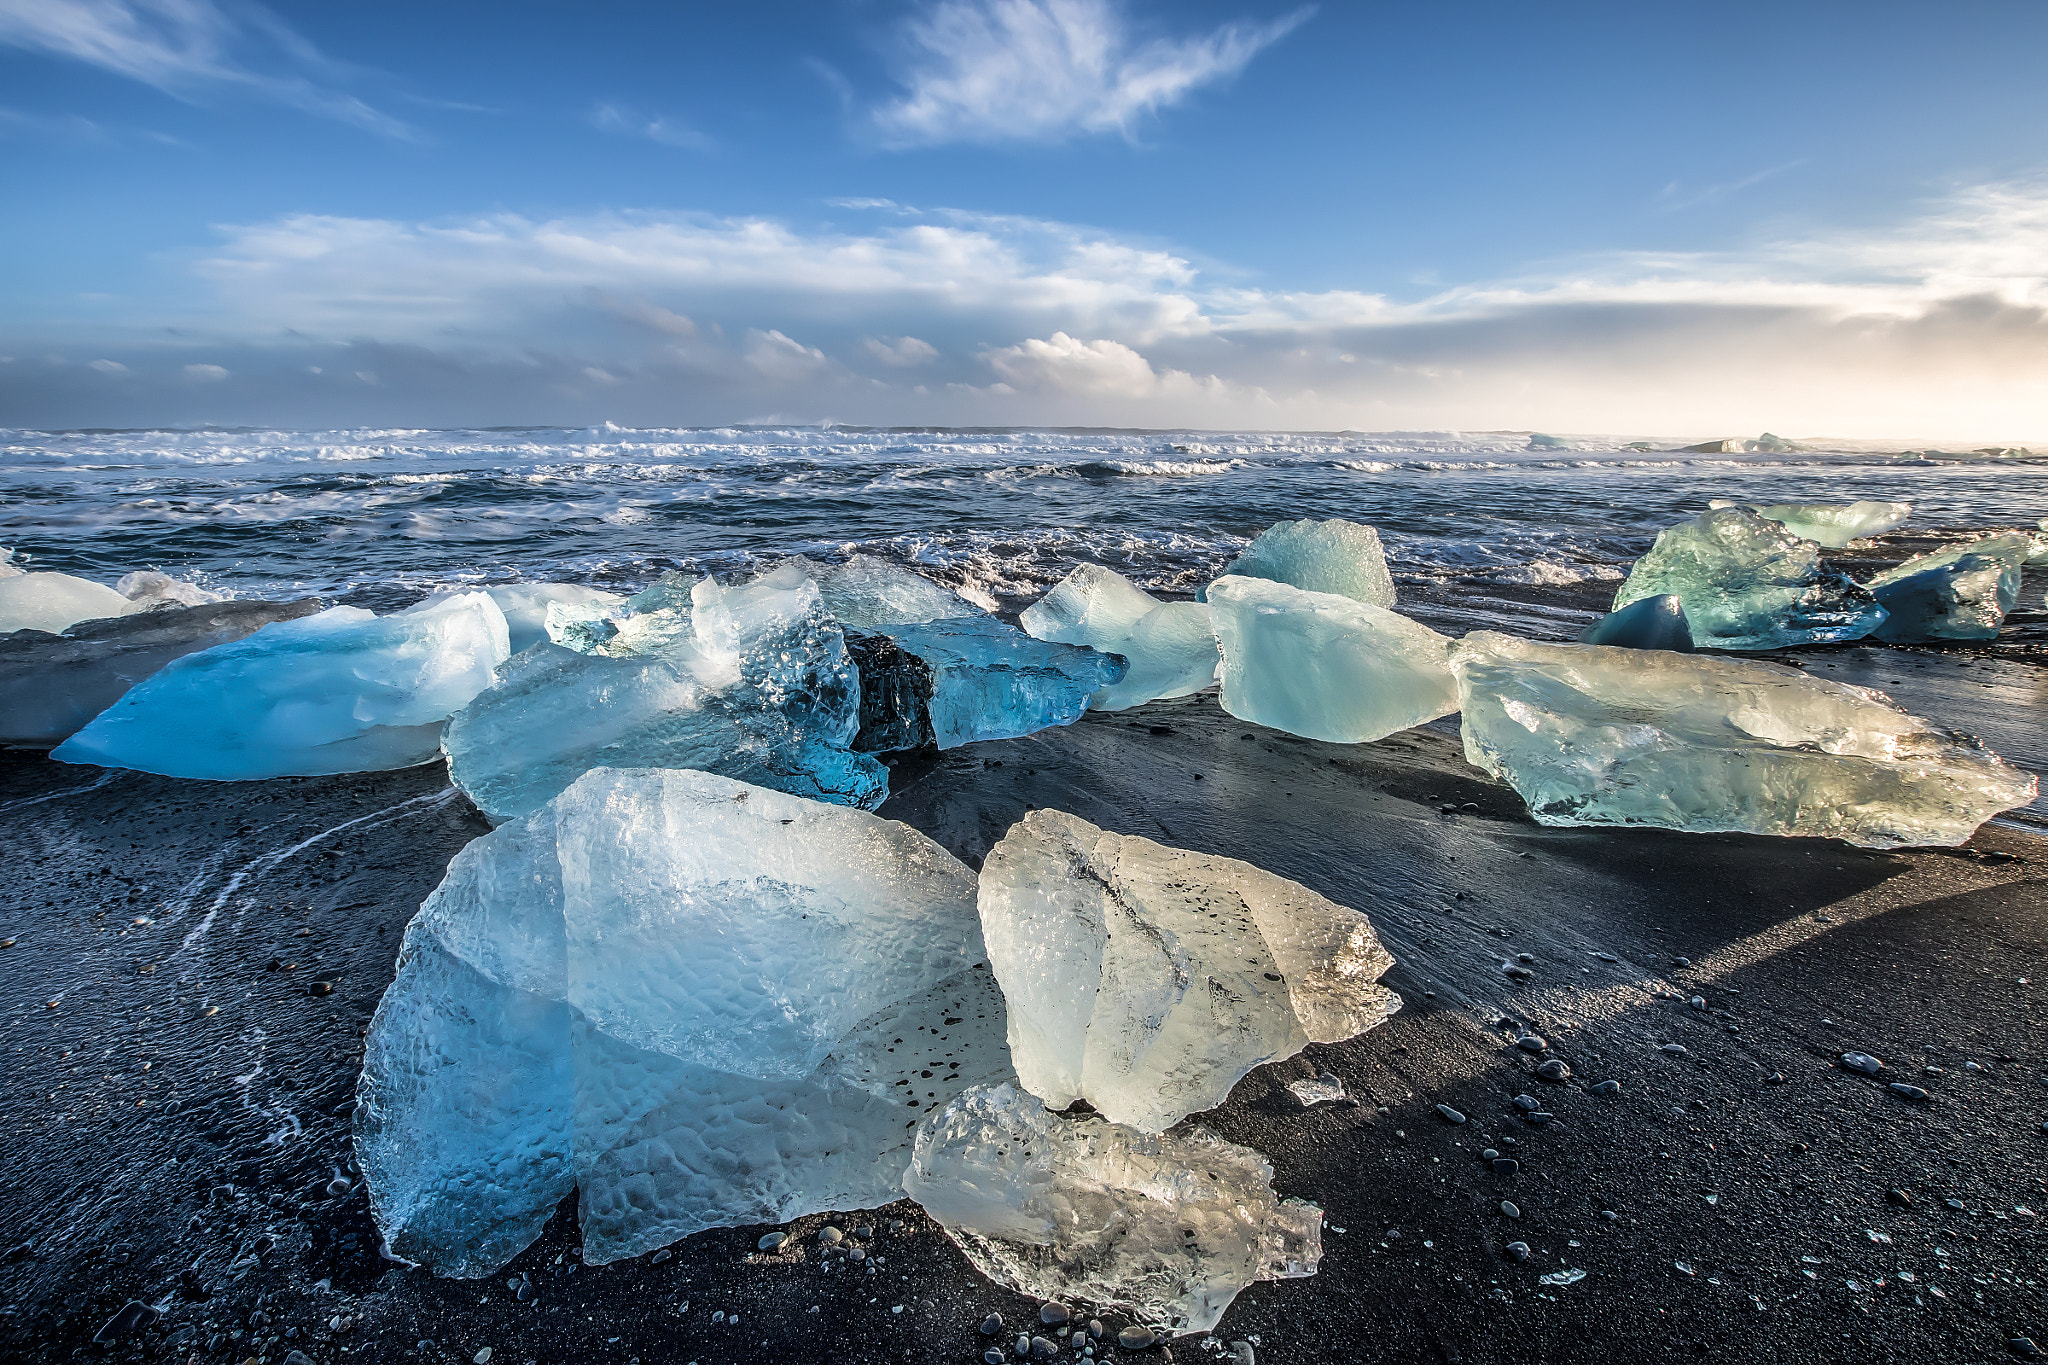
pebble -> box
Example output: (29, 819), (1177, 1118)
(1501, 1201), (1521, 1218)
(1030, 1336), (1061, 1359)
(757, 1232), (786, 1251)
(1515, 1035), (1547, 1053)
(1673, 956), (1691, 967)
(284, 1353), (314, 1365)
(854, 1224), (874, 1240)
(1945, 1198), (1966, 1212)
(986, 1352), (1007, 1365)
(1506, 1241), (1530, 1262)
(1886, 1189), (1913, 1208)
(1493, 1158), (1520, 1176)
(848, 1246), (865, 1261)
(92, 1301), (159, 1345)
(1482, 1148), (1500, 1160)
(1435, 1104), (1467, 1124)
(474, 1350), (493, 1365)
(888, 1219), (905, 1233)
(325, 1177), (353, 1198)
(1599, 1209), (1618, 1222)
(1840, 1052), (1883, 1076)
(1764, 1072), (1786, 1085)
(1527, 1111), (1555, 1124)
(1660, 1044), (1688, 1056)
(1017, 1335), (1031, 1357)
(1504, 965), (1533, 980)
(818, 1226), (843, 1245)
(650, 1248), (671, 1264)
(1516, 953), (1535, 964)
(1230, 1343), (1255, 1365)
(1588, 1079), (1620, 1095)
(1119, 1326), (1158, 1350)
(1887, 1083), (1930, 1101)
(2009, 1337), (2040, 1358)
(1688, 995), (1706, 1010)
(1966, 1061), (1986, 1073)
(1536, 1059), (1571, 1081)
(1040, 1303), (1070, 1326)
(1512, 1094), (1540, 1111)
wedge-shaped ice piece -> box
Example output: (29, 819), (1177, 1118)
(979, 809), (1398, 1133)
(1021, 565), (1219, 710)
(1612, 507), (1885, 649)
(1577, 594), (1694, 652)
(0, 570), (136, 635)
(1451, 631), (2036, 848)
(357, 768), (1010, 1274)
(1215, 518), (1395, 606)
(869, 617), (1126, 748)
(1750, 500), (1910, 548)
(1866, 533), (2029, 642)
(0, 598), (324, 746)
(795, 554), (986, 629)
(904, 1081), (1323, 1334)
(51, 593), (510, 779)
(1206, 575), (1457, 743)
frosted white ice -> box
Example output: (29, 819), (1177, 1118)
(52, 593), (510, 779)
(116, 570), (226, 610)
(1021, 564), (1219, 710)
(1206, 575), (1458, 743)
(358, 768), (1011, 1274)
(481, 583), (625, 654)
(1451, 631), (2036, 848)
(1217, 518), (1396, 606)
(0, 571), (136, 635)
(978, 809), (1399, 1133)
(904, 1081), (1323, 1334)
(1745, 500), (1911, 548)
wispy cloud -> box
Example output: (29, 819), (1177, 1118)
(872, 0), (1310, 146)
(1654, 160), (1807, 213)
(589, 102), (717, 153)
(0, 0), (407, 135)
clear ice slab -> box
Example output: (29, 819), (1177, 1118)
(1451, 631), (2036, 848)
(479, 583), (625, 655)
(789, 554), (987, 629)
(1206, 575), (1458, 743)
(1212, 518), (1396, 606)
(904, 1081), (1323, 1334)
(0, 570), (140, 635)
(1020, 564), (1218, 710)
(1865, 533), (2030, 642)
(866, 617), (1127, 749)
(52, 593), (510, 779)
(1576, 594), (1694, 652)
(1611, 506), (1886, 650)
(978, 808), (1399, 1133)
(357, 768), (1013, 1275)
(1745, 499), (1910, 548)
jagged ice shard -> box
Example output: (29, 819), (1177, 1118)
(1021, 564), (1218, 710)
(1612, 506), (1886, 650)
(1451, 632), (2036, 848)
(1865, 533), (2030, 642)
(904, 1082), (1323, 1334)
(1206, 575), (1458, 743)
(1743, 500), (1911, 548)
(52, 593), (510, 779)
(357, 768), (1014, 1276)
(979, 809), (1399, 1134)
(866, 617), (1127, 748)
(1214, 518), (1396, 606)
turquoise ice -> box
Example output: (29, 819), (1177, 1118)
(1866, 532), (2031, 642)
(866, 616), (1128, 748)
(1212, 518), (1396, 606)
(1577, 594), (1694, 652)
(1744, 499), (1911, 548)
(1021, 563), (1218, 710)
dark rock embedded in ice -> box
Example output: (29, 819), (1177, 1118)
(845, 630), (937, 752)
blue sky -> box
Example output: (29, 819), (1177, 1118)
(4, 0), (2048, 436)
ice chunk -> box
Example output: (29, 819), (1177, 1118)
(1286, 1072), (1347, 1107)
(1577, 594), (1694, 652)
(1206, 575), (1458, 743)
(480, 583), (625, 655)
(1214, 518), (1395, 606)
(52, 593), (510, 779)
(1748, 500), (1911, 548)
(0, 548), (19, 580)
(358, 768), (1010, 1274)
(866, 617), (1126, 748)
(978, 809), (1398, 1133)
(1865, 533), (2031, 642)
(116, 570), (225, 610)
(1021, 565), (1219, 710)
(0, 598), (325, 746)
(800, 554), (986, 628)
(1450, 631), (2036, 848)
(904, 1081), (1323, 1334)
(0, 571), (136, 635)
(1611, 507), (1885, 649)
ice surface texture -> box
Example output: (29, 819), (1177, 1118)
(358, 768), (1012, 1275)
(979, 809), (1398, 1133)
(904, 1081), (1323, 1334)
(1206, 575), (1458, 743)
(1577, 594), (1694, 652)
(791, 554), (986, 629)
(1021, 564), (1219, 710)
(1749, 500), (1911, 548)
(1216, 518), (1395, 606)
(52, 593), (510, 779)
(481, 583), (624, 654)
(1865, 533), (2030, 642)
(867, 617), (1127, 748)
(1612, 507), (1885, 650)
(0, 598), (324, 746)
(1452, 632), (2036, 848)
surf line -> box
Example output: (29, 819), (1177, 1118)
(0, 768), (120, 815)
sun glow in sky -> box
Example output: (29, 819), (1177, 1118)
(5, 0), (2048, 438)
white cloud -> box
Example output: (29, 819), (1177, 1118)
(985, 331), (1177, 395)
(88, 357), (127, 372)
(182, 362), (227, 380)
(873, 0), (1309, 146)
(0, 0), (406, 135)
(861, 334), (939, 366)
(742, 329), (831, 381)
(588, 103), (716, 153)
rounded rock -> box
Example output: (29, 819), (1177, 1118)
(981, 1314), (1005, 1337)
(1501, 1200), (1521, 1218)
(1435, 1104), (1467, 1124)
(987, 1353), (1008, 1365)
(1588, 1079), (1621, 1096)
(1512, 1093), (1539, 1112)
(757, 1232), (787, 1252)
(1888, 1082), (1930, 1101)
(1482, 1148), (1500, 1160)
(1660, 1044), (1688, 1056)
(325, 1177), (353, 1198)
(1506, 1240), (1531, 1262)
(1040, 1303), (1070, 1326)
(818, 1226), (844, 1246)
(1119, 1326), (1158, 1350)
(1536, 1059), (1571, 1081)
(1030, 1336), (1061, 1359)
(1516, 1035), (1547, 1053)
(1088, 1320), (1104, 1340)
(1493, 1158), (1520, 1176)
(1840, 1051), (1883, 1076)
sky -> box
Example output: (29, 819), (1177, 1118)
(3, 0), (2048, 438)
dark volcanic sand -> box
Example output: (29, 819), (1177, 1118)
(0, 648), (2044, 1363)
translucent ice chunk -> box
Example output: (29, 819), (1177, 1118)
(978, 809), (1399, 1133)
(1749, 500), (1910, 548)
(1450, 631), (2036, 848)
(1866, 533), (2030, 642)
(1576, 594), (1694, 652)
(867, 617), (1126, 748)
(0, 548), (18, 580)
(52, 593), (510, 779)
(1286, 1072), (1347, 1107)
(1021, 565), (1219, 710)
(1611, 507), (1885, 650)
(116, 570), (225, 610)
(904, 1081), (1323, 1334)
(482, 583), (625, 655)
(0, 571), (136, 635)
(1214, 518), (1395, 606)
(800, 554), (986, 629)
(1206, 575), (1458, 743)
(358, 768), (1010, 1274)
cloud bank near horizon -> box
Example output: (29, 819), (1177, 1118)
(7, 180), (2048, 440)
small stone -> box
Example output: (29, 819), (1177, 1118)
(818, 1226), (843, 1246)
(1482, 1148), (1500, 1159)
(284, 1353), (315, 1365)
(854, 1224), (874, 1240)
(888, 1219), (904, 1233)
(474, 1350), (493, 1365)
(1840, 1052), (1883, 1076)
(1966, 1061), (1985, 1073)
(1515, 1035), (1546, 1053)
(847, 1246), (865, 1261)
(757, 1232), (786, 1251)
(1536, 1059), (1571, 1081)
(92, 1301), (159, 1344)
(1087, 1320), (1104, 1340)
(310, 981), (334, 996)
(2009, 1337), (2041, 1358)
(1599, 1209), (1618, 1222)
(1501, 1201), (1521, 1218)
(515, 1279), (535, 1303)
(1030, 1336), (1060, 1359)
(325, 1177), (353, 1198)
(981, 1314), (1005, 1336)
(417, 1341), (434, 1354)
(1506, 1240), (1530, 1262)
(1040, 1303), (1070, 1326)
(1504, 965), (1533, 980)
(1672, 957), (1690, 967)
(987, 1352), (1008, 1365)
(1686, 995), (1705, 1010)
(1887, 1083), (1929, 1101)
(1493, 1158), (1520, 1176)
(1764, 1072), (1786, 1085)
(1516, 953), (1535, 964)
(1435, 1104), (1467, 1124)
(1588, 1079), (1620, 1095)
(650, 1248), (671, 1263)
(1119, 1325), (1158, 1350)
(1945, 1198), (1966, 1211)
(1512, 1093), (1539, 1111)
(1017, 1334), (1031, 1357)
(1660, 1044), (1688, 1056)
(1527, 1111), (1555, 1124)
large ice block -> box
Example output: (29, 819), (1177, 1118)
(1021, 564), (1219, 710)
(1611, 507), (1885, 649)
(1206, 575), (1458, 743)
(1865, 533), (2030, 642)
(1576, 594), (1694, 652)
(0, 598), (325, 746)
(868, 617), (1127, 748)
(978, 809), (1398, 1133)
(0, 571), (136, 635)
(795, 554), (986, 629)
(1748, 499), (1910, 548)
(1451, 631), (2036, 848)
(357, 768), (1012, 1274)
(903, 1081), (1323, 1334)
(52, 593), (510, 779)
(1215, 518), (1396, 606)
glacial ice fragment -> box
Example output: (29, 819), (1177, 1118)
(1748, 500), (1910, 548)
(1021, 565), (1219, 710)
(1206, 575), (1458, 743)
(482, 584), (625, 654)
(52, 593), (510, 779)
(1214, 519), (1396, 606)
(0, 598), (325, 746)
(115, 570), (225, 610)
(1865, 534), (2029, 642)
(797, 554), (986, 629)
(903, 1081), (1323, 1334)
(1611, 507), (1885, 649)
(978, 809), (1399, 1133)
(357, 768), (1011, 1274)
(1450, 631), (2036, 848)
(1577, 594), (1694, 652)
(0, 571), (136, 635)
(866, 617), (1126, 748)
